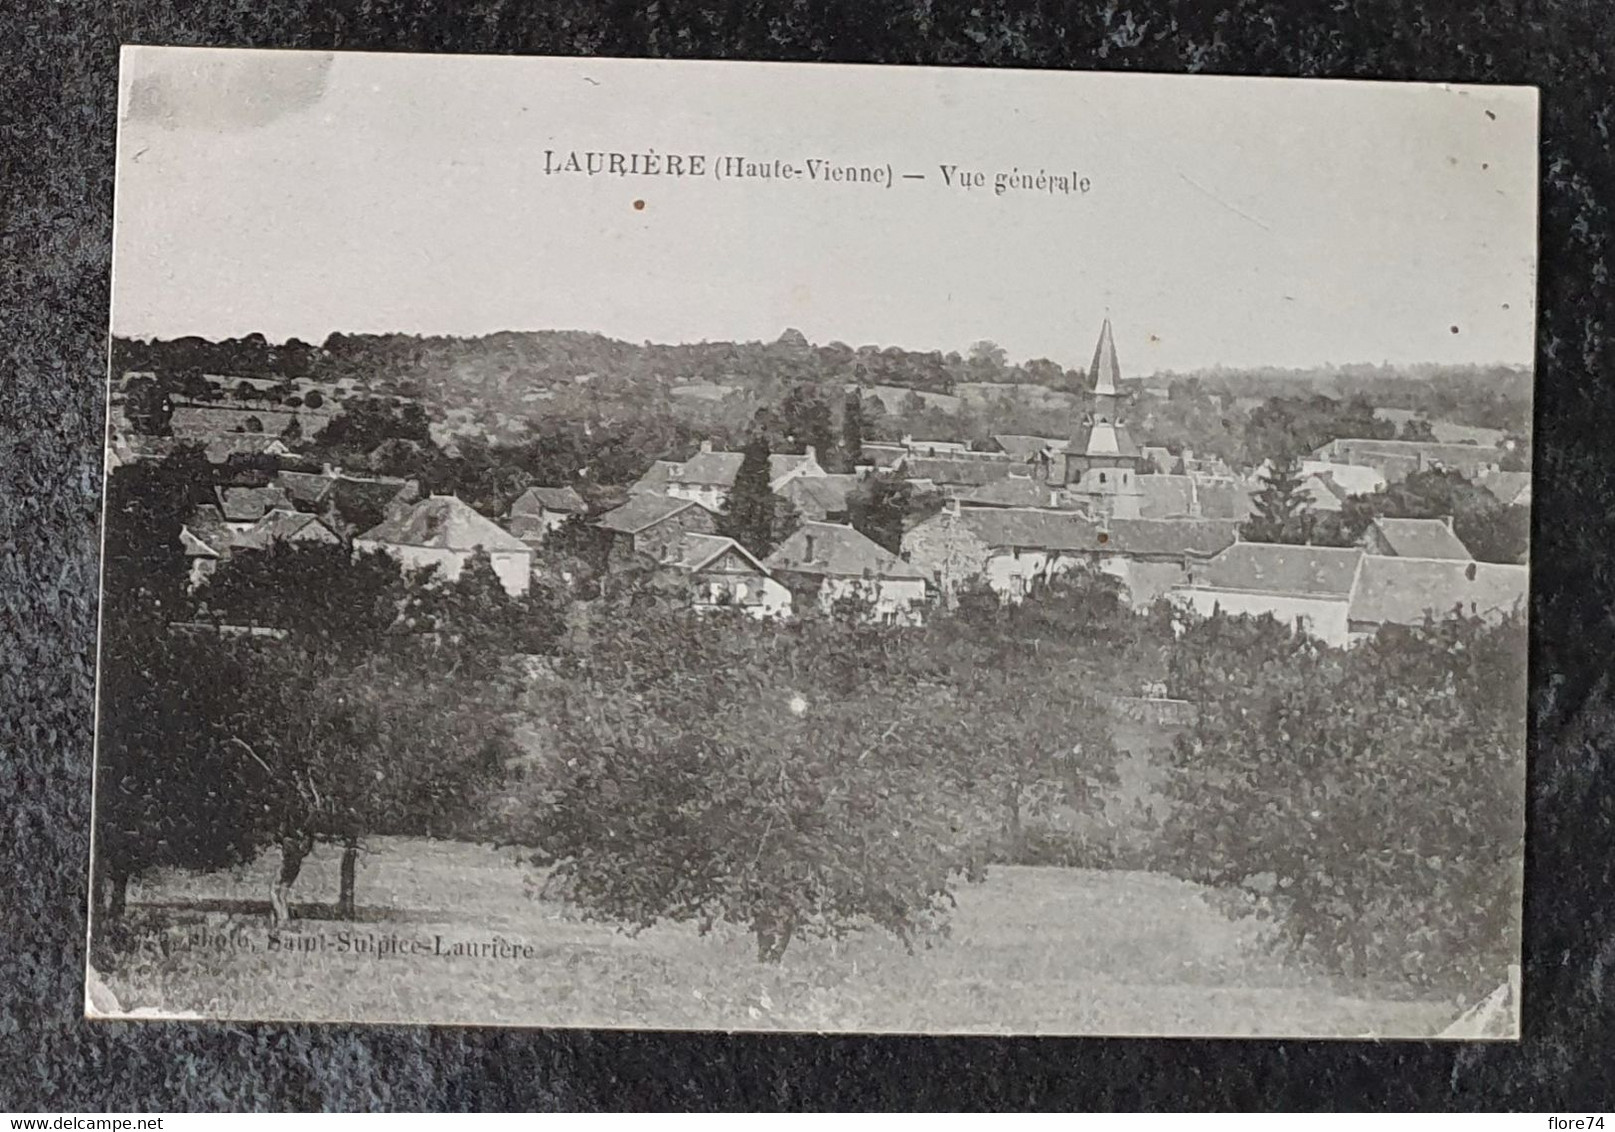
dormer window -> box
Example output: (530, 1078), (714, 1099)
(1099, 472), (1107, 485)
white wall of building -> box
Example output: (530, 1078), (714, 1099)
(818, 576), (928, 625)
(355, 541), (532, 597)
(1169, 587), (1350, 647)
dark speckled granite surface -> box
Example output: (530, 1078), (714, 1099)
(3, 0), (1612, 1111)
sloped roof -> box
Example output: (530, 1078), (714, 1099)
(672, 450), (818, 487)
(667, 532), (772, 575)
(951, 508), (1101, 552)
(1195, 480), (1259, 520)
(993, 435), (1069, 458)
(1105, 519), (1241, 558)
(1190, 543), (1365, 597)
(180, 525), (222, 559)
(629, 460), (682, 495)
(511, 484), (587, 515)
(1069, 419), (1142, 459)
(782, 474), (860, 516)
(1298, 460), (1386, 496)
(1138, 475), (1195, 518)
(1479, 471), (1531, 506)
(765, 521), (927, 580)
(1088, 317), (1122, 397)
(356, 495), (530, 553)
(960, 477), (1068, 509)
(184, 504), (231, 551)
(594, 494), (707, 535)
(1370, 517), (1473, 560)
(277, 470), (337, 509)
(215, 484), (291, 523)
(860, 444), (908, 469)
(233, 510), (340, 552)
(1348, 556), (1527, 627)
(1316, 438), (1504, 477)
(903, 457), (1016, 487)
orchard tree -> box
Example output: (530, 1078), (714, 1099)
(1161, 612), (1526, 992)
(527, 605), (980, 961)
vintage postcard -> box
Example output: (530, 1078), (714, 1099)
(89, 47), (1536, 1036)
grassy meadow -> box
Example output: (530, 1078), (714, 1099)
(94, 836), (1459, 1036)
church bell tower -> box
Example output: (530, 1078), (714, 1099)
(1064, 317), (1144, 520)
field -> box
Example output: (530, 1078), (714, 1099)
(95, 837), (1460, 1036)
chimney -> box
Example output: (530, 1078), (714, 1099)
(804, 531), (817, 562)
(947, 496), (961, 518)
(901, 434), (914, 447)
(699, 440), (713, 454)
(804, 445), (817, 464)
(1442, 514), (1454, 531)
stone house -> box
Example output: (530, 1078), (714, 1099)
(594, 494), (719, 570)
(901, 503), (1238, 607)
(507, 485), (588, 544)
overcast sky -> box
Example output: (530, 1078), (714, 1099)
(112, 47), (1539, 375)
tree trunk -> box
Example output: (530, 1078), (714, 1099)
(270, 832), (313, 925)
(1004, 782), (1025, 863)
(336, 838), (359, 920)
(752, 909), (795, 964)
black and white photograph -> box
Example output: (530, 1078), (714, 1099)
(88, 46), (1535, 1037)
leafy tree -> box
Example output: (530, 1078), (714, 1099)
(242, 415), (264, 434)
(527, 606), (980, 961)
(313, 396), (432, 458)
(1161, 613), (1526, 993)
(1400, 416), (1438, 441)
(1346, 468), (1529, 564)
(197, 542), (409, 656)
(841, 389), (867, 466)
(123, 375), (175, 435)
(845, 470), (941, 554)
(1241, 453), (1309, 543)
(92, 629), (276, 921)
(303, 390), (325, 410)
(779, 382), (838, 467)
(100, 448), (210, 632)
(716, 433), (779, 555)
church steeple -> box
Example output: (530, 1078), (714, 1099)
(1064, 317), (1143, 519)
(1089, 316), (1122, 401)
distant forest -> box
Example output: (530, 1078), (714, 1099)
(110, 329), (1534, 472)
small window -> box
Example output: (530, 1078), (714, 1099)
(1099, 472), (1108, 485)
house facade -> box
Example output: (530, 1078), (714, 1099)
(901, 503), (1238, 608)
(663, 533), (793, 619)
(765, 521), (929, 625)
(1168, 543), (1366, 647)
(355, 494), (533, 596)
(662, 442), (826, 511)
